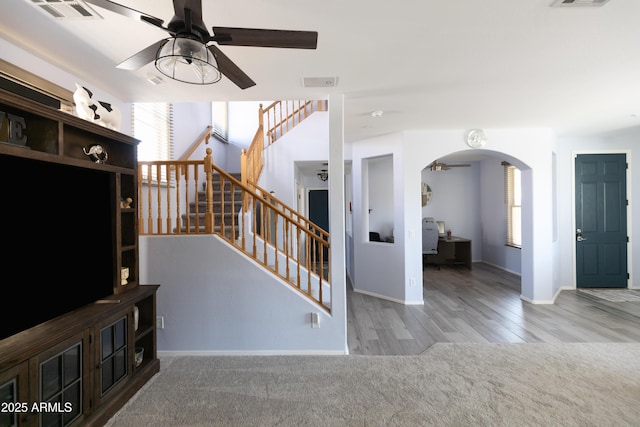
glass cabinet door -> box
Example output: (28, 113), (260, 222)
(99, 316), (127, 395)
(39, 342), (82, 427)
(0, 376), (18, 427)
(1, 362), (29, 427)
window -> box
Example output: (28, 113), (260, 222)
(504, 162), (522, 248)
(211, 101), (228, 143)
(132, 103), (173, 181)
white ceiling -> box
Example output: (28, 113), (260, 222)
(3, 0), (640, 145)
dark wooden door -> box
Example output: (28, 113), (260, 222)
(308, 189), (329, 267)
(575, 154), (627, 288)
(308, 189), (329, 233)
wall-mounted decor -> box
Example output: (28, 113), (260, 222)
(422, 182), (432, 206)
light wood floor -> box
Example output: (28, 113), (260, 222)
(347, 263), (640, 355)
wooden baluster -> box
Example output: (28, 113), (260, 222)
(204, 148), (214, 234)
(285, 220), (290, 281)
(296, 226), (302, 289)
(137, 165), (144, 234)
(194, 165), (200, 233)
(166, 165), (175, 233)
(218, 175), (224, 238)
(274, 212), (279, 276)
(306, 230), (312, 294)
(155, 163), (162, 233)
(146, 165), (152, 234)
(240, 149), (248, 213)
(250, 197), (256, 257)
(261, 200), (267, 264)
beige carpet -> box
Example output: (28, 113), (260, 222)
(106, 343), (640, 426)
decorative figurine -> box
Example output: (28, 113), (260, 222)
(83, 144), (108, 163)
(73, 83), (121, 130)
(120, 197), (133, 209)
(121, 267), (129, 286)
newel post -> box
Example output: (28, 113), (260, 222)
(240, 149), (248, 212)
(204, 148), (214, 234)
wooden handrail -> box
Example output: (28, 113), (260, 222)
(179, 125), (212, 161)
(245, 179), (329, 241)
(138, 150), (330, 312)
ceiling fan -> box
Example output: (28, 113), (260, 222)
(429, 160), (471, 171)
(83, 0), (318, 88)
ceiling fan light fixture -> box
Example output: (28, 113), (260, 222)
(155, 38), (221, 85)
(317, 170), (329, 182)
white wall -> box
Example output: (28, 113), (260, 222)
(0, 38), (132, 135)
(140, 235), (345, 354)
(260, 112), (329, 207)
(228, 101), (271, 148)
(350, 133), (420, 304)
(350, 129), (556, 304)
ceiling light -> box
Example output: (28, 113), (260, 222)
(371, 110), (383, 118)
(155, 37), (221, 85)
(317, 170), (328, 182)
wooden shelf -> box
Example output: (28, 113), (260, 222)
(0, 86), (158, 427)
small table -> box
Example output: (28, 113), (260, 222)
(425, 236), (472, 269)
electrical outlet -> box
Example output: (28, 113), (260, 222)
(410, 278), (416, 287)
(156, 316), (164, 329)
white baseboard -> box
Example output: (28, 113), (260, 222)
(158, 349), (348, 356)
(352, 288), (424, 305)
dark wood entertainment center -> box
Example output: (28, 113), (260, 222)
(0, 87), (159, 426)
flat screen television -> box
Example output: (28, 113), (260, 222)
(1, 154), (115, 340)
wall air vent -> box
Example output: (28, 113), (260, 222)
(27, 0), (102, 20)
(551, 0), (611, 7)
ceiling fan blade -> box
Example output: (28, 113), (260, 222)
(83, 0), (166, 31)
(116, 39), (167, 70)
(211, 27), (318, 49)
(207, 45), (256, 89)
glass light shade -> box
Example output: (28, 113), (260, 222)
(155, 38), (221, 85)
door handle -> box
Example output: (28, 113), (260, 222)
(576, 228), (587, 242)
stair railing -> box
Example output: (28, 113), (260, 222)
(138, 148), (331, 311)
(262, 100), (328, 146)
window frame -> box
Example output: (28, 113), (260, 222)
(504, 162), (522, 249)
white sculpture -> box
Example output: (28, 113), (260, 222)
(73, 83), (121, 131)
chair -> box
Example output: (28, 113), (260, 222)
(422, 217), (440, 269)
(369, 231), (382, 242)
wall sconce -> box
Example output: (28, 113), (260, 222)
(317, 170), (328, 181)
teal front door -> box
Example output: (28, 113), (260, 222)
(575, 154), (628, 288)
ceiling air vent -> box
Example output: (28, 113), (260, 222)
(27, 0), (102, 20)
(302, 77), (338, 88)
(551, 0), (611, 7)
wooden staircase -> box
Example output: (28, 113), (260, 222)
(180, 172), (242, 239)
(138, 100), (331, 311)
